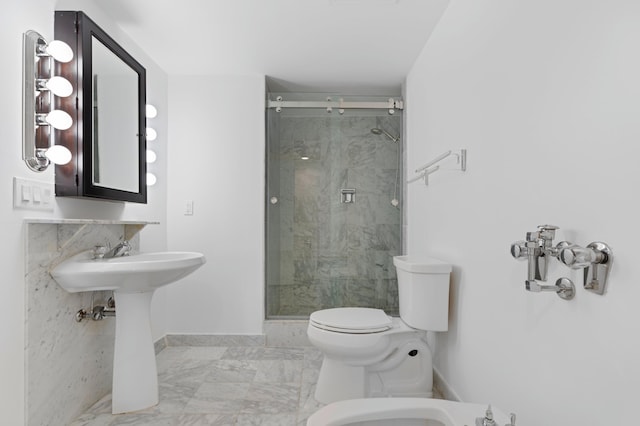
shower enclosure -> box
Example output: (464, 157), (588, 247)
(265, 95), (403, 318)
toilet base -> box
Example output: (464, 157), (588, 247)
(314, 338), (433, 404)
(315, 358), (366, 403)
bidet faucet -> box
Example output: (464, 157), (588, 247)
(476, 405), (497, 426)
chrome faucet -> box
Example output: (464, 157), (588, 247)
(511, 224), (560, 283)
(93, 240), (132, 259)
(476, 405), (497, 426)
(105, 240), (131, 258)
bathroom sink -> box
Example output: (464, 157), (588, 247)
(50, 250), (206, 414)
(51, 251), (206, 293)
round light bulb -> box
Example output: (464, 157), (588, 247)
(46, 40), (73, 63)
(146, 104), (158, 118)
(146, 150), (157, 163)
(46, 110), (73, 130)
(45, 145), (72, 165)
(45, 76), (73, 97)
(146, 127), (157, 141)
(146, 173), (157, 186)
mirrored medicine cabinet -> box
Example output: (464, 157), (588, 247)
(54, 11), (147, 203)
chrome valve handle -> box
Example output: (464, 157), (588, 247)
(510, 241), (527, 260)
(559, 244), (607, 269)
(559, 242), (612, 295)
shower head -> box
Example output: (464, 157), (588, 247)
(371, 127), (399, 143)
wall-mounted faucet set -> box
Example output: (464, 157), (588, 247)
(511, 225), (612, 300)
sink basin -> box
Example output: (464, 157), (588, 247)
(51, 251), (206, 293)
(50, 250), (206, 414)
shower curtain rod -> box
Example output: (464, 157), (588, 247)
(267, 97), (404, 111)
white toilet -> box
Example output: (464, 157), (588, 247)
(307, 256), (452, 404)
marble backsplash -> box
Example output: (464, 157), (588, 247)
(266, 113), (403, 316)
(24, 221), (146, 426)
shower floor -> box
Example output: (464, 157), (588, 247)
(70, 345), (324, 426)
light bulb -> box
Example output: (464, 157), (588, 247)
(146, 150), (157, 163)
(45, 145), (72, 165)
(45, 40), (73, 63)
(146, 173), (157, 186)
(39, 76), (73, 97)
(146, 128), (157, 141)
(42, 110), (73, 130)
(146, 104), (157, 118)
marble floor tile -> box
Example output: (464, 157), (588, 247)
(183, 382), (251, 414)
(240, 382), (300, 415)
(253, 359), (303, 383)
(221, 346), (305, 361)
(157, 346), (229, 361)
(236, 412), (298, 426)
(204, 360), (258, 383)
(73, 344), (324, 425)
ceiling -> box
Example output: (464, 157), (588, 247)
(99, 0), (449, 94)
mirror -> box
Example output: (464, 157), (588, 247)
(54, 11), (147, 203)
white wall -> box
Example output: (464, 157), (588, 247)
(0, 1), (168, 424)
(405, 0), (640, 424)
(166, 75), (265, 335)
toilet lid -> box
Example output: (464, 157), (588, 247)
(310, 307), (393, 334)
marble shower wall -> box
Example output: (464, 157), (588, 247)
(266, 112), (403, 317)
(25, 221), (142, 426)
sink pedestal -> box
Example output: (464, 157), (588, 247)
(112, 291), (158, 414)
(50, 251), (206, 414)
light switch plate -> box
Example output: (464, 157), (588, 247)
(13, 177), (54, 211)
(184, 200), (194, 216)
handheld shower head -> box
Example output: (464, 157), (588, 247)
(371, 127), (399, 143)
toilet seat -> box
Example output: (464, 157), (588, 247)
(310, 307), (393, 334)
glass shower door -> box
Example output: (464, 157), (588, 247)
(266, 107), (402, 318)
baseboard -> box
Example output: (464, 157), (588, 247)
(433, 366), (462, 402)
(263, 320), (311, 347)
(154, 335), (168, 355)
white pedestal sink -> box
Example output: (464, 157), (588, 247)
(51, 251), (206, 414)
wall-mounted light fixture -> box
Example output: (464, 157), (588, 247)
(145, 104), (158, 186)
(23, 30), (74, 172)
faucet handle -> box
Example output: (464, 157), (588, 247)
(475, 405), (496, 426)
(536, 224), (559, 240)
(559, 244), (605, 269)
(510, 241), (528, 260)
(538, 224), (559, 231)
(92, 245), (108, 259)
(505, 413), (516, 426)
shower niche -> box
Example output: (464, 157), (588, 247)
(265, 95), (403, 318)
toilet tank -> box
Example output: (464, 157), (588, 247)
(393, 256), (452, 332)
